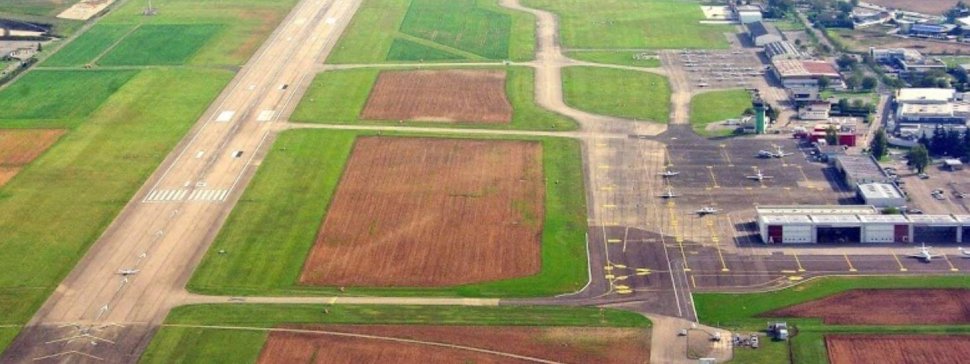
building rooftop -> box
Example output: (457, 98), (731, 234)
(746, 21), (780, 39)
(906, 215), (958, 224)
(896, 88), (955, 103)
(899, 103), (955, 117)
(764, 41), (802, 59)
(761, 215), (813, 224)
(810, 214), (862, 224)
(858, 183), (904, 200)
(835, 155), (890, 184)
(858, 215), (909, 223)
(952, 215), (970, 223)
(756, 205), (878, 215)
(773, 59), (841, 78)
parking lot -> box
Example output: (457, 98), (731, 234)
(884, 158), (970, 215)
(661, 49), (764, 90)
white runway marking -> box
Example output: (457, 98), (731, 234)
(216, 111), (235, 123)
(257, 110), (275, 122)
(144, 189), (189, 203)
(186, 189), (230, 202)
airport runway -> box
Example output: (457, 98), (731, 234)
(0, 0), (362, 362)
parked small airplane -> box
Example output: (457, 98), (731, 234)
(756, 146), (794, 159)
(746, 168), (773, 181)
(958, 247), (970, 257)
(658, 170), (680, 177)
(908, 243), (941, 262)
(696, 206), (719, 215)
(658, 187), (679, 199)
(116, 269), (140, 276)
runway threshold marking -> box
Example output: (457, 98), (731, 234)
(793, 253), (806, 272)
(943, 254), (960, 272)
(843, 254), (858, 272)
(891, 252), (908, 272)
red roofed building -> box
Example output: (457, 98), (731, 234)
(771, 59), (844, 90)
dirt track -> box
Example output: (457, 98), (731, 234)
(827, 335), (970, 364)
(301, 137), (543, 287)
(257, 325), (650, 364)
(361, 70), (512, 123)
(765, 289), (970, 325)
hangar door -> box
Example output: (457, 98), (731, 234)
(913, 225), (958, 244)
(816, 225), (861, 244)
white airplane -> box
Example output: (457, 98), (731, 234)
(746, 169), (773, 181)
(908, 243), (941, 262)
(658, 187), (679, 199)
(696, 206), (719, 215)
(756, 146), (794, 159)
(658, 170), (680, 177)
(116, 269), (139, 276)
(958, 247), (970, 257)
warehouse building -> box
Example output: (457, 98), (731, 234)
(746, 21), (783, 46)
(771, 59), (843, 90)
(757, 206), (970, 244)
(764, 41), (803, 60)
(834, 155), (892, 188)
(857, 182), (906, 208)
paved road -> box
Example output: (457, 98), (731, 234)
(0, 0), (362, 362)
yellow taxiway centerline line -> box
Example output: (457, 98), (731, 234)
(943, 254), (959, 272)
(793, 253), (806, 272)
(844, 253), (858, 272)
(891, 252), (908, 272)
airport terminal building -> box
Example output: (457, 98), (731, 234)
(757, 205), (970, 244)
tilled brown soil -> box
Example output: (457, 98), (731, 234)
(764, 289), (970, 325)
(0, 129), (65, 187)
(300, 137), (544, 287)
(865, 0), (958, 15)
(361, 70), (513, 123)
(257, 325), (651, 364)
(827, 335), (970, 364)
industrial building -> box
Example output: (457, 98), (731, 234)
(857, 182), (906, 208)
(733, 4), (763, 24)
(798, 101), (831, 120)
(771, 59), (842, 89)
(746, 21), (783, 46)
(834, 155), (890, 188)
(894, 88), (969, 125)
(763, 41), (803, 60)
(757, 205), (970, 244)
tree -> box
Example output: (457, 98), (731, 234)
(931, 124), (947, 155)
(836, 54), (857, 70)
(909, 144), (930, 173)
(818, 76), (831, 89)
(846, 73), (862, 90)
(825, 125), (839, 145)
(862, 76), (878, 90)
(871, 128), (888, 160)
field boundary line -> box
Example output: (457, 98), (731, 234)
(162, 324), (564, 364)
(89, 23), (142, 65)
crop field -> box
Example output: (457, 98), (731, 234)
(865, 0), (959, 15)
(300, 137), (543, 287)
(522, 0), (733, 49)
(690, 89), (751, 136)
(827, 335), (970, 364)
(562, 66), (670, 122)
(327, 0), (535, 63)
(765, 289), (970, 325)
(42, 24), (137, 67)
(292, 67), (577, 130)
(98, 24), (222, 66)
(361, 70), (513, 123)
(0, 70), (137, 124)
(0, 129), (65, 186)
(188, 130), (587, 297)
(140, 304), (651, 363)
(258, 325), (650, 363)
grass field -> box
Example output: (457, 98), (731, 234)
(292, 67), (577, 130)
(141, 304), (650, 363)
(701, 276), (970, 363)
(0, 70), (138, 123)
(98, 24), (222, 66)
(562, 66), (670, 122)
(0, 0), (73, 17)
(690, 89), (750, 137)
(327, 0), (535, 63)
(187, 130), (587, 297)
(42, 24), (137, 67)
(566, 51), (661, 67)
(522, 0), (732, 49)
(0, 0), (298, 355)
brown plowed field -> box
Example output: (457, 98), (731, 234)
(257, 325), (651, 364)
(827, 335), (970, 364)
(361, 70), (513, 123)
(300, 137), (544, 287)
(0, 129), (65, 187)
(866, 0), (958, 15)
(764, 289), (970, 325)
